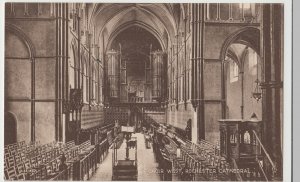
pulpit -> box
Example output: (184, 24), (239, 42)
(218, 118), (262, 161)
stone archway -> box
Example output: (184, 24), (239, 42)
(219, 27), (260, 119)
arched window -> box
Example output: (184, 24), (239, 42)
(244, 131), (251, 144)
(248, 48), (258, 75)
(230, 132), (237, 144)
(70, 44), (77, 88)
(229, 59), (239, 83)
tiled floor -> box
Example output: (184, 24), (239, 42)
(89, 133), (161, 181)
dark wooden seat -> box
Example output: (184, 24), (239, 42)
(16, 163), (26, 175)
(5, 166), (17, 180)
(17, 173), (26, 180)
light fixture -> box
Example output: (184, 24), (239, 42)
(252, 79), (261, 102)
(252, 62), (262, 102)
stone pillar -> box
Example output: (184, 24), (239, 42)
(261, 4), (283, 177)
(56, 3), (69, 142)
(191, 4), (205, 141)
(192, 109), (198, 143)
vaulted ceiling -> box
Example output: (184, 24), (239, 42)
(87, 3), (184, 53)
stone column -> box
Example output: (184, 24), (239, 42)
(261, 4), (283, 177)
(191, 4), (205, 141)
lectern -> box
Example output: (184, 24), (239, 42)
(112, 126), (138, 181)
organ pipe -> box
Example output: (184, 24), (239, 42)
(151, 51), (164, 100)
(106, 49), (120, 98)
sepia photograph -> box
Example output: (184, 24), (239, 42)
(2, 2), (289, 181)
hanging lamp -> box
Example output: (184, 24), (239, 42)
(252, 58), (262, 102)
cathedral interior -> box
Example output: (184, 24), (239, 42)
(4, 3), (284, 181)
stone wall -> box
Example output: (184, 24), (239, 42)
(5, 3), (105, 144)
(5, 3), (56, 144)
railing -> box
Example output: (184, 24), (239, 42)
(78, 147), (97, 180)
(50, 166), (72, 181)
(128, 96), (144, 103)
(98, 139), (109, 163)
(257, 158), (268, 181)
(253, 130), (277, 179)
(232, 159), (243, 181)
(152, 135), (172, 181)
(112, 134), (124, 168)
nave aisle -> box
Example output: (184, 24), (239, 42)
(89, 133), (161, 181)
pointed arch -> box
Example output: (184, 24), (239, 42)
(5, 23), (36, 58)
(106, 21), (166, 52)
(220, 27), (260, 61)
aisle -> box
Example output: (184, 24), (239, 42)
(89, 133), (160, 181)
(133, 133), (161, 181)
(89, 147), (113, 180)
